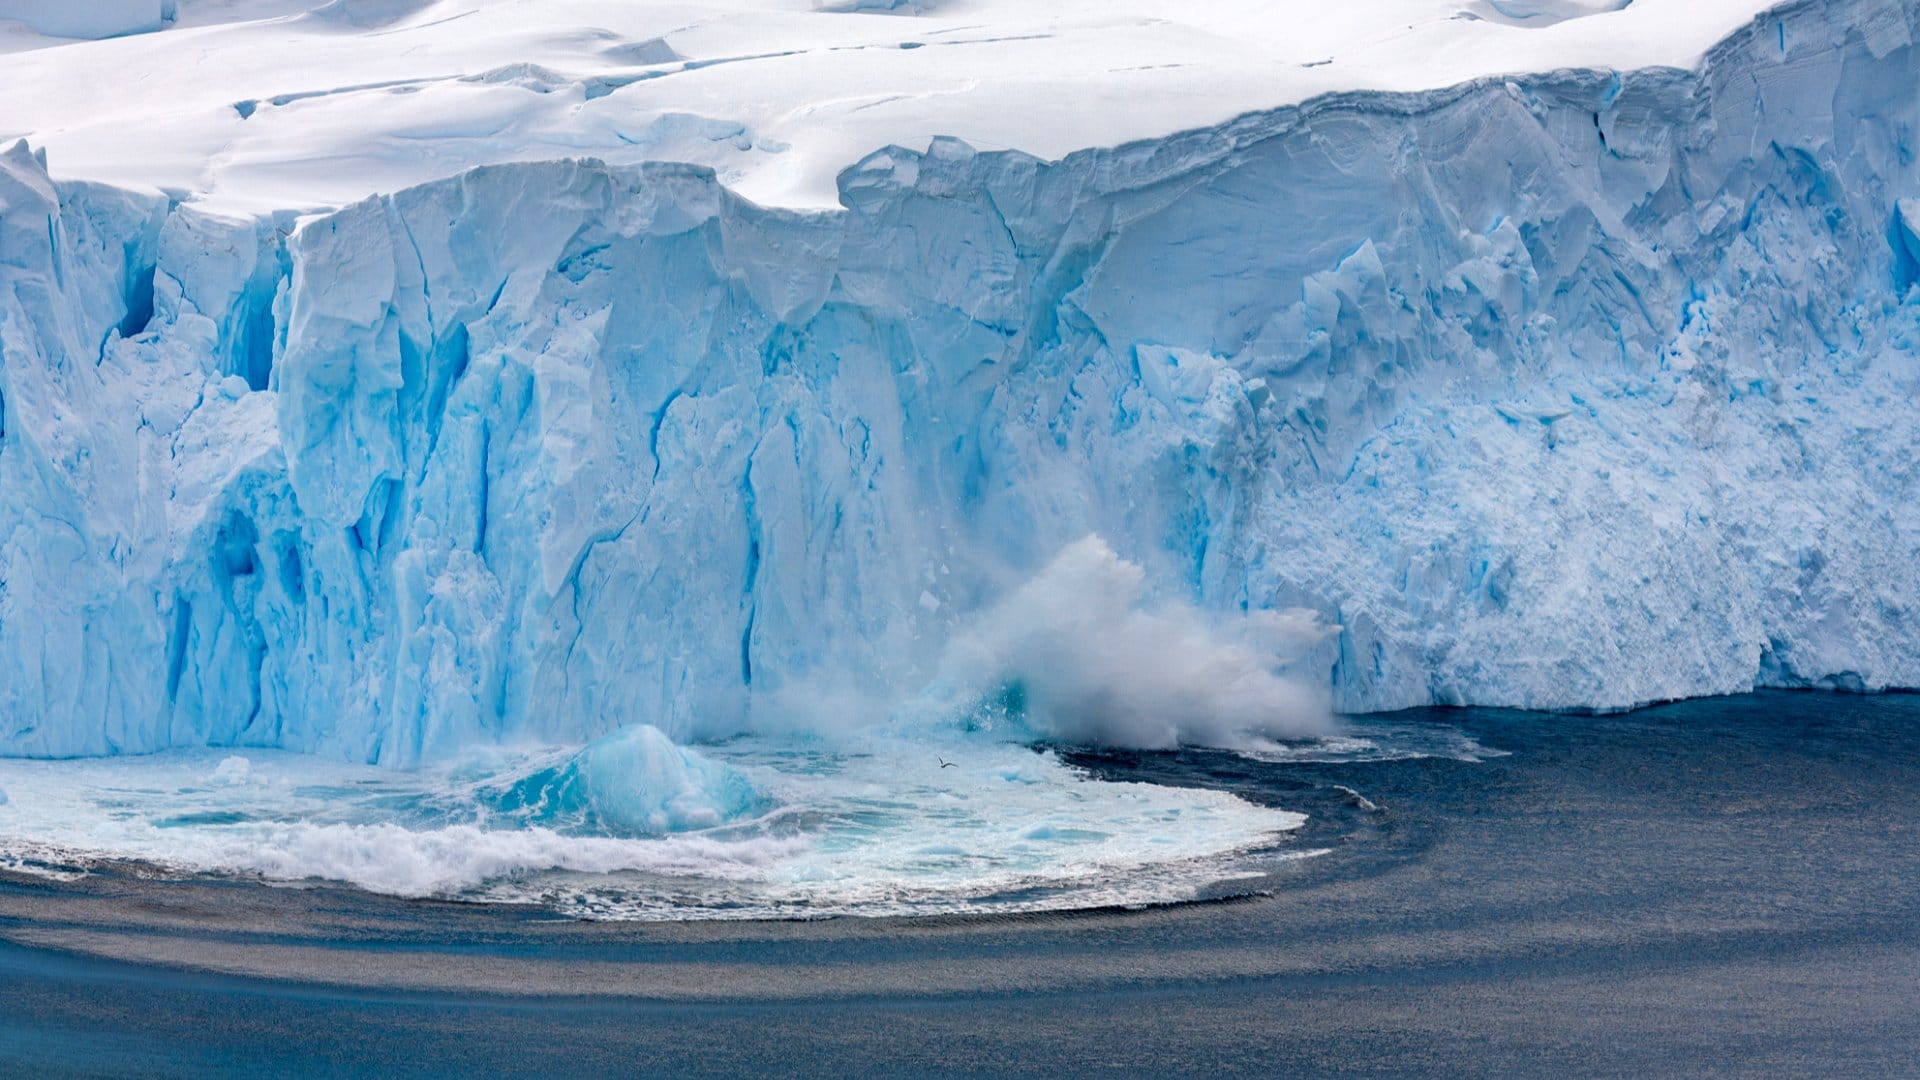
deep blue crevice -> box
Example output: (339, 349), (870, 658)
(239, 268), (279, 390)
(118, 262), (156, 339)
(44, 217), (64, 290)
(739, 460), (763, 688)
(276, 535), (305, 604)
(164, 596), (192, 703)
(647, 388), (683, 480)
(375, 476), (407, 558)
(215, 512), (259, 578)
(474, 434), (490, 555)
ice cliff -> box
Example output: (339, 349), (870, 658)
(0, 1), (174, 41)
(0, 0), (1916, 761)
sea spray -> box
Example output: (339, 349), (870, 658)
(493, 724), (766, 836)
(927, 536), (1336, 749)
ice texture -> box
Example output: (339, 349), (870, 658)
(495, 725), (764, 836)
(0, 1), (173, 41)
(1470, 0), (1635, 27)
(0, 0), (1916, 762)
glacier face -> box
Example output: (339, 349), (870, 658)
(0, 1), (173, 41)
(0, 0), (1917, 762)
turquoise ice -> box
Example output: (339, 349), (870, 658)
(0, 0), (1916, 767)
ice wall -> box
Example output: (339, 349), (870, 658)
(0, 0), (174, 39)
(1, 0), (1916, 761)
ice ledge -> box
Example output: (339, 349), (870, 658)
(0, 1), (174, 41)
(0, 0), (1806, 214)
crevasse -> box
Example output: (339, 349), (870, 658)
(0, 0), (1916, 763)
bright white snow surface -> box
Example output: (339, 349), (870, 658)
(0, 0), (1783, 213)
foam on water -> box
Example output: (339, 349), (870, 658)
(1235, 719), (1509, 765)
(0, 732), (1308, 918)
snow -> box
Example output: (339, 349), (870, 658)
(0, 0), (1916, 769)
(0, 0), (1784, 214)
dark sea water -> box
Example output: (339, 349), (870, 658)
(3, 690), (1918, 1077)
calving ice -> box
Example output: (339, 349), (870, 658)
(0, 0), (1914, 914)
(2, 6), (1918, 1073)
(2, 0), (1915, 762)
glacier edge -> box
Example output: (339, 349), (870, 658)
(0, 0), (1917, 761)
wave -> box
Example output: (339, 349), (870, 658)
(0, 734), (1305, 918)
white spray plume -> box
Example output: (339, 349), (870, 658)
(932, 535), (1335, 749)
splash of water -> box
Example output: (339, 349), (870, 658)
(0, 537), (1353, 916)
(0, 737), (1307, 916)
(927, 536), (1335, 749)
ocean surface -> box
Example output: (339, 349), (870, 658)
(2, 690), (1917, 1076)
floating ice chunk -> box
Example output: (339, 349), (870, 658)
(496, 726), (764, 836)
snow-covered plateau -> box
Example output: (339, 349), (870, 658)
(1, 0), (1917, 769)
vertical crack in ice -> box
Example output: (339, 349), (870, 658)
(738, 446), (763, 690)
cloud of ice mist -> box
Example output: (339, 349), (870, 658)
(930, 536), (1336, 749)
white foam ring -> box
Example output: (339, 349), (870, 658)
(0, 735), (1308, 919)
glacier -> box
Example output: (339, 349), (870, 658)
(0, 1), (174, 42)
(0, 0), (1917, 769)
